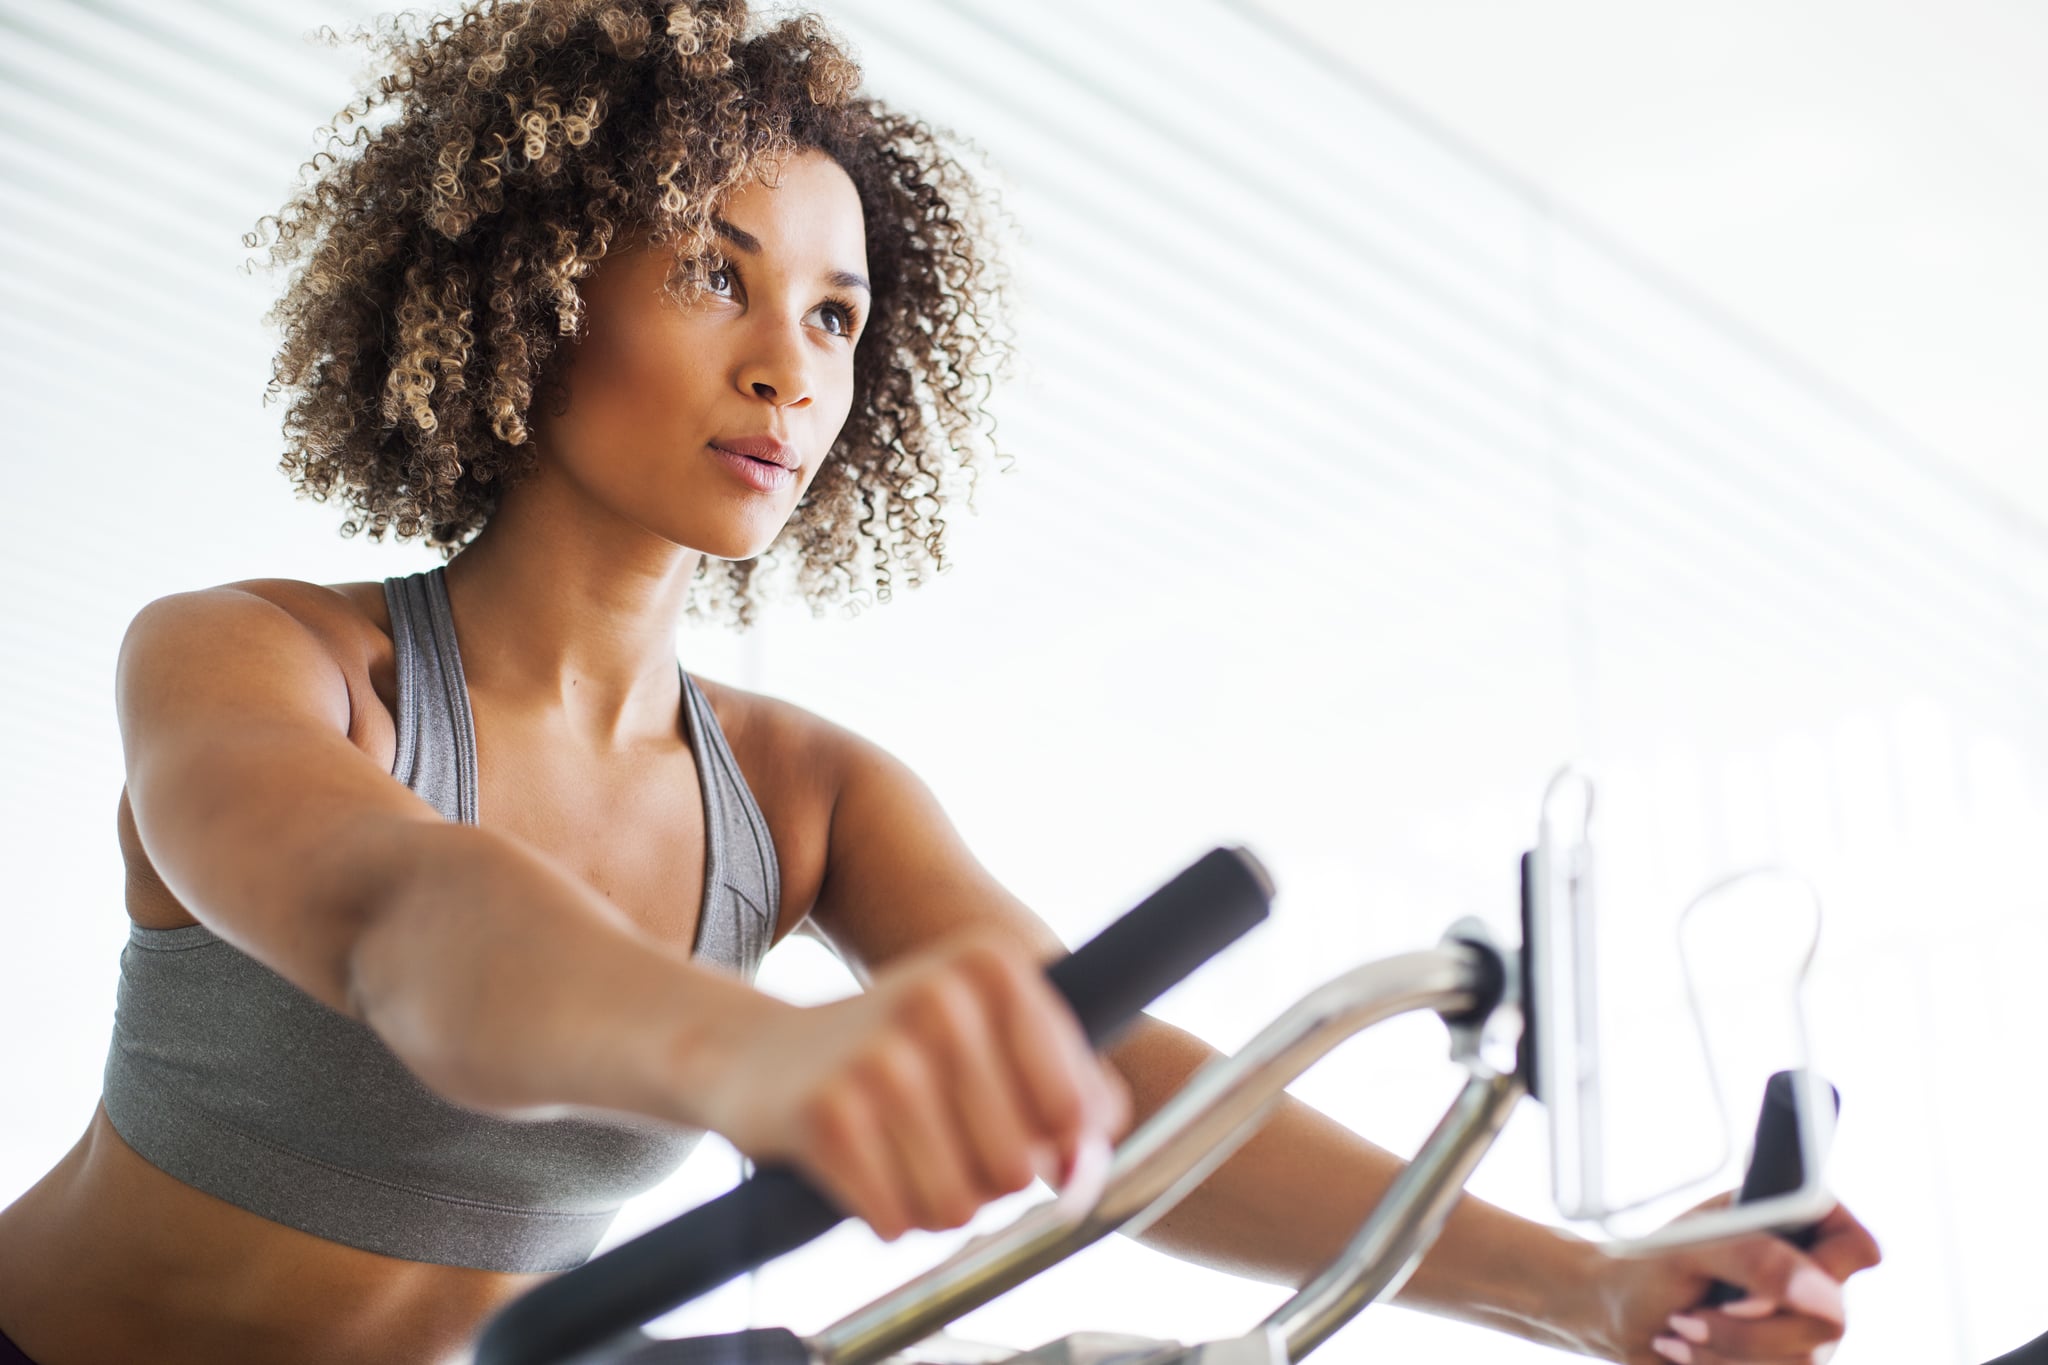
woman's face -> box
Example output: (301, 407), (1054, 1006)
(532, 150), (870, 561)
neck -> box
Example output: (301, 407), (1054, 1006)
(439, 464), (708, 748)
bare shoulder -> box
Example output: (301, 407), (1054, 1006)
(133, 577), (387, 651)
(230, 577), (390, 657)
(689, 674), (859, 770)
(114, 578), (406, 932)
(125, 577), (401, 766)
(687, 682), (1050, 975)
(687, 675), (863, 932)
(684, 675), (991, 961)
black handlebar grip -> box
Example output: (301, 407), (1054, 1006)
(611, 1327), (813, 1364)
(473, 846), (1273, 1365)
(1701, 1070), (1840, 1307)
(1042, 846), (1273, 1050)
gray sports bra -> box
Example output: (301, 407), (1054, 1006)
(100, 566), (780, 1273)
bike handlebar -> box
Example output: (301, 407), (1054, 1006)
(472, 846), (1275, 1365)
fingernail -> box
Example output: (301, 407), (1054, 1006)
(1722, 1297), (1777, 1319)
(1666, 1314), (1710, 1345)
(1051, 1131), (1112, 1220)
(1650, 1336), (1693, 1365)
(1786, 1263), (1845, 1319)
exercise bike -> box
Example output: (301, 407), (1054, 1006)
(468, 770), (1843, 1365)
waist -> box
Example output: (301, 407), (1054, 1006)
(0, 1106), (540, 1365)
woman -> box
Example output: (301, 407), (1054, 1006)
(0, 4), (1878, 1362)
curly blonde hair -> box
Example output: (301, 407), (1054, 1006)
(249, 0), (1009, 624)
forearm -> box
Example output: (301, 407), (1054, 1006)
(1109, 1017), (1604, 1355)
(344, 818), (784, 1125)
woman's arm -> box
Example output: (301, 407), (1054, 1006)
(1094, 1015), (1604, 1346)
(801, 725), (1881, 1362)
(1095, 1019), (1880, 1361)
(119, 586), (784, 1126)
(119, 587), (1116, 1240)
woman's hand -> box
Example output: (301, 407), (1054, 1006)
(1584, 1200), (1882, 1364)
(698, 933), (1131, 1241)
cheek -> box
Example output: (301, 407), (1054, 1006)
(820, 364), (859, 442)
(557, 324), (714, 449)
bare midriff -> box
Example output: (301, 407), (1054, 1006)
(0, 1104), (543, 1364)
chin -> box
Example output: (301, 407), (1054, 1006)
(673, 516), (789, 564)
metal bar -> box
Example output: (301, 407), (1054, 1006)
(1259, 1070), (1525, 1362)
(811, 946), (1490, 1365)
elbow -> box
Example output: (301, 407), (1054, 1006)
(338, 823), (498, 1109)
(342, 898), (471, 1102)
(337, 820), (556, 1115)
(345, 924), (519, 1113)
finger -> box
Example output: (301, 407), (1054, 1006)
(1690, 1237), (1843, 1326)
(973, 947), (1107, 1168)
(1653, 1343), (1829, 1365)
(1805, 1203), (1883, 1280)
(912, 971), (1039, 1198)
(1664, 1306), (1842, 1360)
(1049, 1127), (1114, 1219)
(869, 1038), (982, 1231)
(803, 1085), (908, 1241)
(1654, 1326), (1838, 1365)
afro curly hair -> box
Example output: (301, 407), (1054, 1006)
(248, 0), (1010, 625)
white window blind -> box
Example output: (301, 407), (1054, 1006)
(1, 2), (2041, 1360)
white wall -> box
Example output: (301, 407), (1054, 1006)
(1, 1), (2042, 1361)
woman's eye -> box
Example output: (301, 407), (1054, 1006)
(810, 301), (857, 337)
(705, 266), (735, 298)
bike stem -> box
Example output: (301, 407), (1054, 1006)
(811, 928), (1520, 1365)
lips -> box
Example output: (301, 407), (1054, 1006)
(706, 439), (798, 494)
(708, 435), (798, 469)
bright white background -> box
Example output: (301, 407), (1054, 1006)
(1, 2), (2043, 1362)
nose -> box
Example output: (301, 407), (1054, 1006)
(735, 319), (813, 410)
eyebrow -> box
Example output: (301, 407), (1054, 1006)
(713, 216), (871, 296)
